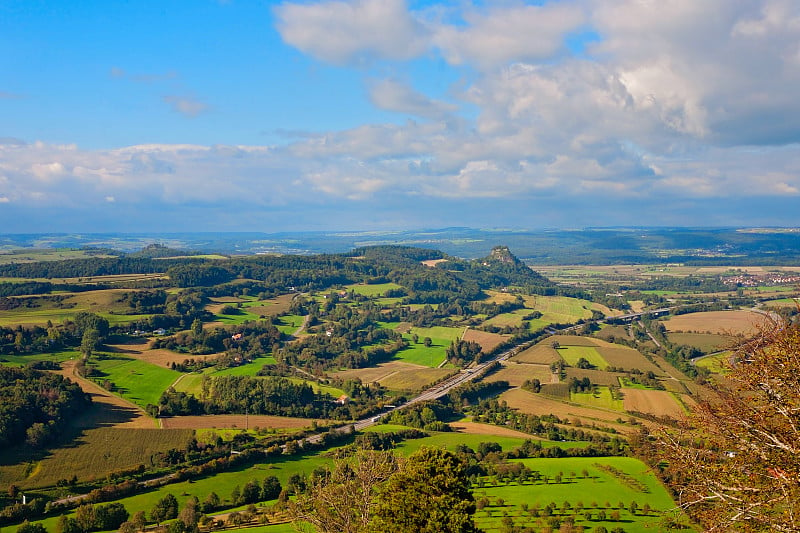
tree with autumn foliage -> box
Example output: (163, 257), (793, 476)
(660, 314), (800, 531)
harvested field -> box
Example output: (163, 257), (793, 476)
(594, 325), (632, 342)
(421, 259), (448, 267)
(512, 344), (560, 364)
(380, 366), (452, 390)
(484, 311), (525, 328)
(628, 300), (646, 313)
(462, 328), (509, 352)
(450, 421), (536, 439)
(661, 379), (690, 394)
(485, 362), (552, 387)
(667, 332), (735, 352)
(622, 389), (687, 419)
(208, 296), (247, 303)
(160, 414), (317, 430)
(481, 290), (519, 304)
(663, 310), (763, 335)
(564, 368), (625, 387)
(500, 388), (634, 434)
(333, 361), (452, 391)
(107, 340), (222, 367)
(0, 428), (192, 489)
(595, 345), (664, 375)
(548, 335), (598, 347)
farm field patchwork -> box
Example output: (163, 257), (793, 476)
(500, 388), (635, 434)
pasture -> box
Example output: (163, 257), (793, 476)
(0, 289), (156, 327)
(556, 345), (608, 369)
(694, 351), (732, 374)
(521, 295), (606, 324)
(394, 325), (465, 367)
(570, 387), (624, 411)
(345, 282), (402, 297)
(91, 355), (182, 408)
(0, 248), (117, 264)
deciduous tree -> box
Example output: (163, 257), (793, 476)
(660, 316), (800, 531)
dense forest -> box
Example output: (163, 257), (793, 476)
(0, 366), (90, 448)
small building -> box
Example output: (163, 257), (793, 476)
(335, 395), (349, 405)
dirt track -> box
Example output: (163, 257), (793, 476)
(58, 359), (153, 429)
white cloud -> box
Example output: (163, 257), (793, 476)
(431, 2), (586, 70)
(275, 0), (427, 65)
(163, 95), (210, 117)
(368, 78), (457, 121)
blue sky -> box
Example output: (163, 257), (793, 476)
(1, 0), (799, 233)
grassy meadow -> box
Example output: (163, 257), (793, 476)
(91, 355), (182, 408)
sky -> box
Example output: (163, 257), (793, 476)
(1, 0), (799, 233)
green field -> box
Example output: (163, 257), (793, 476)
(0, 307), (149, 327)
(0, 349), (79, 367)
(694, 351), (731, 374)
(570, 387), (624, 411)
(369, 425), (588, 455)
(525, 295), (596, 324)
(556, 345), (608, 369)
(473, 456), (692, 532)
(275, 314), (305, 335)
(92, 355), (182, 408)
(394, 326), (465, 367)
(345, 282), (402, 296)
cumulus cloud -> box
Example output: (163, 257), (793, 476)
(431, 2), (586, 70)
(5, 0), (800, 230)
